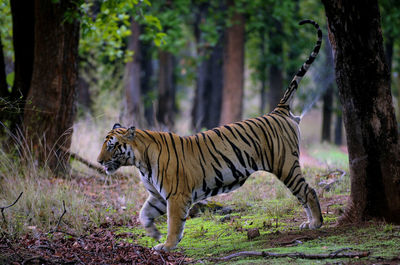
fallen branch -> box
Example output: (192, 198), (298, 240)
(54, 200), (66, 232)
(48, 200), (78, 237)
(60, 146), (128, 179)
(217, 249), (370, 261)
(319, 169), (347, 191)
(1, 192), (23, 224)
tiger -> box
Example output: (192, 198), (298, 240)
(97, 19), (323, 251)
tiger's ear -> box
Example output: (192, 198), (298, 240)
(113, 123), (122, 130)
(126, 126), (136, 140)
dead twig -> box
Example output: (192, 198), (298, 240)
(1, 192), (23, 224)
(158, 252), (166, 265)
(60, 146), (128, 179)
(55, 200), (66, 232)
(48, 200), (78, 237)
(278, 236), (312, 246)
(217, 250), (370, 261)
(22, 255), (50, 265)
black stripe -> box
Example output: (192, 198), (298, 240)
(204, 139), (222, 167)
(212, 164), (224, 181)
(169, 133), (180, 197)
(180, 137), (185, 157)
(195, 134), (206, 163)
(212, 128), (221, 137)
(232, 126), (251, 147)
(148, 201), (165, 215)
(222, 134), (246, 168)
(223, 125), (238, 140)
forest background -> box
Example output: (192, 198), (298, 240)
(1, 0), (400, 264)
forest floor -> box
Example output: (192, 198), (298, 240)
(1, 131), (400, 264)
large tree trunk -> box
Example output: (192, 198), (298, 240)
(192, 2), (223, 130)
(322, 0), (400, 223)
(220, 0), (245, 124)
(5, 0), (35, 132)
(268, 19), (284, 113)
(123, 19), (144, 127)
(156, 51), (176, 129)
(23, 0), (80, 173)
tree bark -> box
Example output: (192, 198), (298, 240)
(23, 0), (80, 173)
(322, 0), (400, 223)
(268, 19), (284, 113)
(156, 51), (176, 129)
(6, 0), (35, 131)
(123, 19), (144, 127)
(220, 0), (245, 124)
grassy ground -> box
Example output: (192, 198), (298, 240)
(1, 114), (399, 264)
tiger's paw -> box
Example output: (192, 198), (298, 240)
(153, 243), (175, 252)
(145, 226), (162, 241)
(299, 220), (322, 230)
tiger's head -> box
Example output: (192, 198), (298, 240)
(97, 123), (136, 174)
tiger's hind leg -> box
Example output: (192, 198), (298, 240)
(283, 164), (323, 229)
(139, 194), (167, 240)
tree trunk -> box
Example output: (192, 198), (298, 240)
(334, 107), (342, 146)
(322, 0), (400, 223)
(192, 2), (223, 130)
(23, 0), (80, 174)
(259, 27), (267, 114)
(268, 19), (284, 113)
(6, 0), (35, 132)
(321, 34), (335, 143)
(220, 0), (245, 124)
(321, 84), (333, 142)
(156, 51), (176, 129)
(123, 19), (144, 127)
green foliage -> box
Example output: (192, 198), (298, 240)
(0, 0), (12, 59)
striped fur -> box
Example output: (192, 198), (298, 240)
(97, 20), (323, 251)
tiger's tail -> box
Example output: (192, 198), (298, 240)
(277, 19), (322, 109)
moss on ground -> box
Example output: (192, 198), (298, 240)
(115, 197), (400, 264)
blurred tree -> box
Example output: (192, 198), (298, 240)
(322, 0), (400, 223)
(380, 0), (400, 122)
(220, 0), (245, 124)
(23, 0), (80, 173)
(191, 1), (224, 130)
(123, 19), (144, 127)
(268, 18), (284, 112)
(0, 37), (7, 99)
(0, 0), (35, 134)
(157, 50), (176, 128)
(139, 35), (155, 127)
(321, 34), (335, 143)
(334, 105), (342, 146)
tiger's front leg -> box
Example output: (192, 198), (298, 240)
(153, 194), (191, 251)
(139, 195), (167, 241)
